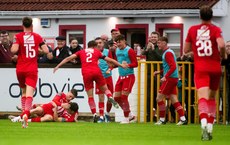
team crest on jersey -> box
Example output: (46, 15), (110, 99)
(23, 34), (34, 43)
(197, 25), (210, 40)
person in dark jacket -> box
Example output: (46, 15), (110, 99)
(47, 36), (70, 63)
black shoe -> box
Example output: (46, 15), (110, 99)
(93, 114), (98, 123)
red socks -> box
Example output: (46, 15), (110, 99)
(114, 97), (122, 108)
(173, 102), (184, 117)
(198, 98), (209, 121)
(207, 98), (216, 124)
(25, 96), (33, 111)
(88, 97), (96, 114)
(158, 101), (166, 118)
(21, 96), (26, 111)
(99, 102), (104, 116)
(31, 117), (41, 122)
(106, 101), (112, 113)
(121, 95), (130, 117)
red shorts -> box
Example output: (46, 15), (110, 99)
(115, 74), (135, 92)
(96, 76), (114, 94)
(16, 71), (38, 89)
(83, 72), (106, 91)
(41, 103), (54, 116)
(159, 77), (178, 96)
(194, 71), (221, 90)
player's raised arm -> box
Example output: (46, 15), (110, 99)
(11, 36), (19, 54)
(53, 54), (77, 73)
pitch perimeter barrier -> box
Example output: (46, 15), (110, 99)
(137, 61), (227, 124)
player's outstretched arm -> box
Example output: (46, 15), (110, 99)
(104, 56), (127, 69)
(53, 54), (77, 73)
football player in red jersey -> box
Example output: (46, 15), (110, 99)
(9, 89), (78, 123)
(184, 5), (226, 141)
(54, 40), (128, 122)
(11, 17), (49, 128)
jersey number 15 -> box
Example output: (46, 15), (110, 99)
(24, 44), (35, 58)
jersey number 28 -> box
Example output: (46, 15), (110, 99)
(196, 40), (212, 57)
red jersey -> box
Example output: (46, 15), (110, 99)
(185, 24), (222, 73)
(52, 92), (68, 116)
(13, 32), (44, 72)
(74, 48), (103, 75)
(59, 110), (78, 122)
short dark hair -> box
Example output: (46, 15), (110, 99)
(70, 89), (78, 98)
(151, 31), (160, 37)
(70, 37), (78, 43)
(0, 30), (9, 35)
(87, 40), (97, 48)
(94, 37), (102, 41)
(22, 17), (33, 28)
(69, 102), (79, 112)
(158, 36), (168, 43)
(200, 5), (213, 21)
(115, 34), (125, 42)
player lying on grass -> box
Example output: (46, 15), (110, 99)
(13, 89), (78, 127)
(9, 102), (79, 122)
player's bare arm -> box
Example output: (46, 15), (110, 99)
(217, 37), (226, 59)
(53, 54), (77, 73)
(40, 43), (49, 54)
(183, 42), (192, 55)
(11, 43), (19, 54)
(104, 56), (127, 69)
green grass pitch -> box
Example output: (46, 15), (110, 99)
(0, 119), (229, 145)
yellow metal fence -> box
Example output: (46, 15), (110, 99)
(137, 61), (227, 124)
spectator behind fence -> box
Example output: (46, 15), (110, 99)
(69, 38), (83, 64)
(38, 40), (53, 63)
(221, 40), (230, 124)
(142, 31), (162, 122)
(133, 42), (143, 56)
(0, 30), (17, 63)
(47, 36), (71, 63)
(101, 34), (109, 49)
(107, 28), (120, 49)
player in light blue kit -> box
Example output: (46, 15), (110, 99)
(114, 34), (138, 124)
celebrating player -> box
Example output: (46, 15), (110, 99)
(184, 5), (226, 141)
(114, 34), (138, 124)
(53, 40), (128, 122)
(10, 17), (49, 128)
(154, 36), (187, 126)
(95, 37), (114, 123)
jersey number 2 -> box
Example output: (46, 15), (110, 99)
(86, 52), (92, 62)
(24, 44), (35, 58)
(196, 40), (212, 57)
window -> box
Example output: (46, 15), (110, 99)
(67, 30), (84, 48)
(59, 25), (86, 49)
(163, 29), (180, 49)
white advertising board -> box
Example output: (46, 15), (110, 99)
(0, 68), (92, 113)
